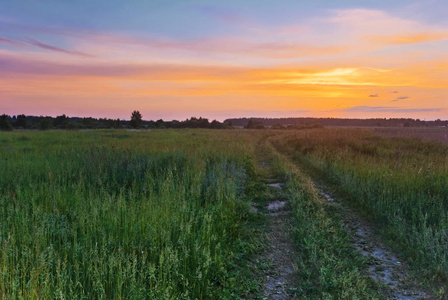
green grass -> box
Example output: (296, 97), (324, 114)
(273, 128), (448, 287)
(286, 177), (380, 299)
(264, 139), (381, 299)
(3, 128), (444, 298)
(0, 129), (263, 299)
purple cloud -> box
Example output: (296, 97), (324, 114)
(25, 38), (93, 57)
(0, 54), (246, 79)
(369, 94), (379, 97)
(0, 36), (24, 47)
(392, 96), (410, 102)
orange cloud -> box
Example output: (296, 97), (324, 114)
(1, 54), (447, 102)
(366, 32), (448, 45)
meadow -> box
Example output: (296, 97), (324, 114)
(372, 127), (448, 145)
(0, 130), (266, 299)
(273, 128), (448, 288)
(1, 128), (447, 299)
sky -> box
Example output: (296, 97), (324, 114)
(1, 0), (447, 121)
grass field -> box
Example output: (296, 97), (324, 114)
(0, 130), (267, 299)
(272, 128), (448, 288)
(1, 128), (447, 298)
(372, 127), (448, 145)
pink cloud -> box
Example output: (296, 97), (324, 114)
(328, 8), (448, 47)
(82, 32), (346, 60)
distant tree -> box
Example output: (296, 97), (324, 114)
(39, 117), (53, 130)
(155, 119), (165, 129)
(14, 114), (28, 128)
(130, 110), (142, 128)
(0, 114), (13, 131)
(210, 120), (224, 129)
(244, 119), (254, 129)
(198, 117), (209, 128)
(245, 119), (265, 129)
(54, 114), (69, 129)
(81, 117), (96, 129)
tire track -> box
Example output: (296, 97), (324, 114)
(262, 182), (299, 300)
(320, 189), (431, 299)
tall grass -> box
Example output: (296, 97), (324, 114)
(273, 128), (448, 284)
(0, 130), (260, 299)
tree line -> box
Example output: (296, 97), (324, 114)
(3, 112), (447, 132)
(0, 111), (230, 131)
(226, 117), (448, 128)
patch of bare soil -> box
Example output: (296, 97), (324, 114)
(320, 189), (432, 299)
(262, 183), (299, 300)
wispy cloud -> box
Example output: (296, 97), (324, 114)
(25, 38), (93, 58)
(366, 33), (448, 45)
(344, 106), (441, 113)
(6, 7), (444, 65)
(369, 94), (379, 97)
(328, 8), (448, 50)
(195, 5), (243, 24)
(85, 33), (346, 60)
(87, 8), (446, 61)
(0, 36), (24, 47)
(392, 96), (410, 102)
(0, 54), (247, 79)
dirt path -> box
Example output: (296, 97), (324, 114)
(264, 134), (433, 299)
(260, 183), (299, 300)
(320, 189), (432, 299)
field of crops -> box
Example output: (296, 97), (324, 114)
(1, 128), (447, 299)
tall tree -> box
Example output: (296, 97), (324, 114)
(130, 110), (143, 128)
(39, 117), (53, 130)
(0, 114), (13, 131)
(15, 114), (28, 128)
(54, 114), (69, 128)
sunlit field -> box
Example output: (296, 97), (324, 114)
(1, 128), (447, 298)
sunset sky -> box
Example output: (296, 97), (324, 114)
(1, 0), (447, 121)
